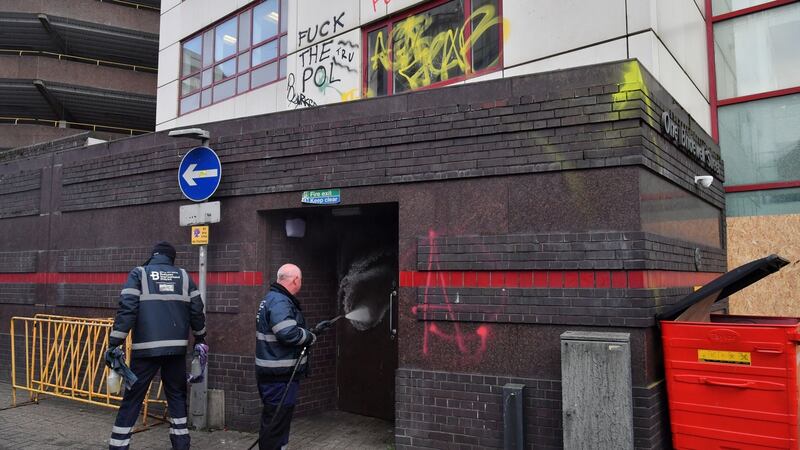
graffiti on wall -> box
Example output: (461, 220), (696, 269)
(298, 12), (346, 47)
(366, 3), (505, 96)
(371, 0), (392, 12)
(288, 14), (361, 108)
(411, 229), (493, 364)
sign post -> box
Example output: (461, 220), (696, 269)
(175, 136), (221, 431)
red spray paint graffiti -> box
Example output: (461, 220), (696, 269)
(412, 229), (492, 363)
(371, 0), (392, 12)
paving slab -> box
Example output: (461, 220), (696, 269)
(0, 382), (394, 449)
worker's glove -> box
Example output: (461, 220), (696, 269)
(195, 334), (207, 345)
(312, 320), (334, 334)
(104, 346), (123, 369)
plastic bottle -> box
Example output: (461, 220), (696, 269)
(107, 369), (122, 395)
(190, 353), (202, 379)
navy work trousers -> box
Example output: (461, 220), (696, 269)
(258, 381), (299, 450)
(109, 354), (190, 450)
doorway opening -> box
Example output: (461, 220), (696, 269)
(264, 202), (398, 423)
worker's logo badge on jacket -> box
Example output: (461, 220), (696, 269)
(158, 283), (175, 292)
(150, 270), (179, 282)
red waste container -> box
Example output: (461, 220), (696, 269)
(659, 255), (796, 449)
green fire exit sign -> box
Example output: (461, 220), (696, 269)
(301, 189), (341, 205)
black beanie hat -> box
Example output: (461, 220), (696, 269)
(151, 241), (176, 261)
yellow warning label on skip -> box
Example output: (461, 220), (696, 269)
(698, 349), (751, 365)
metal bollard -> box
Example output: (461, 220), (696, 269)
(503, 383), (525, 450)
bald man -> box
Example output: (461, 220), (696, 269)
(254, 264), (316, 450)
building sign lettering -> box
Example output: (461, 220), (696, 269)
(661, 110), (723, 177)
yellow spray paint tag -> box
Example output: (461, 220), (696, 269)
(698, 349), (751, 365)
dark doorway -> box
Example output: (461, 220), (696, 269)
(332, 204), (398, 420)
(265, 203), (398, 421)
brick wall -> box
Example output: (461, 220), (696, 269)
(0, 283), (37, 305)
(205, 352), (261, 430)
(0, 251), (38, 273)
(395, 368), (670, 450)
(414, 287), (690, 327)
(21, 62), (722, 216)
(49, 283), (239, 313)
(267, 214), (338, 417)
(0, 169), (40, 218)
(418, 231), (726, 273)
(0, 61), (723, 445)
(53, 244), (242, 272)
(0, 132), (90, 163)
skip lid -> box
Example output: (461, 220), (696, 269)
(657, 254), (790, 322)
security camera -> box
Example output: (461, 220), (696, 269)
(694, 175), (713, 188)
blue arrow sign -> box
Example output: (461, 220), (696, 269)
(178, 146), (221, 202)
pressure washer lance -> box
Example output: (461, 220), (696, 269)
(246, 315), (343, 450)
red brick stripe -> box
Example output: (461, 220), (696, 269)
(0, 271), (263, 286)
(400, 270), (720, 289)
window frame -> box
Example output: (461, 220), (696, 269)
(705, 0), (800, 195)
(361, 0), (504, 98)
(178, 0), (288, 116)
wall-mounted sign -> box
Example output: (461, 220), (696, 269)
(661, 111), (723, 177)
(191, 225), (209, 245)
(301, 189), (341, 205)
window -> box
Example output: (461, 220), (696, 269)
(709, 1), (800, 217)
(363, 0), (503, 98)
(726, 188), (800, 216)
(179, 0), (288, 115)
(714, 2), (800, 100)
(712, 0), (774, 16)
(718, 93), (800, 186)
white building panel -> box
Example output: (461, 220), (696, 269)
(156, 0), (711, 133)
(628, 0), (708, 99)
(693, 0), (705, 17)
(387, 0), (428, 15)
(238, 80), (281, 117)
(503, 0), (627, 67)
(161, 0), (181, 14)
(626, 0), (656, 34)
(159, 1), (244, 51)
(504, 38), (627, 78)
(156, 81), (179, 130)
(464, 70), (504, 85)
(361, 0), (388, 25)
(157, 42), (180, 89)
(628, 31), (710, 133)
(656, 0), (708, 99)
(286, 28), (362, 110)
(295, 0), (360, 52)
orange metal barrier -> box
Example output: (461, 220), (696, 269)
(9, 314), (166, 424)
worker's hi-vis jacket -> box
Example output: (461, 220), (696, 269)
(255, 282), (314, 383)
(109, 254), (206, 358)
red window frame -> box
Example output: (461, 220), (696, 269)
(361, 0), (504, 98)
(705, 0), (800, 193)
(178, 0), (288, 116)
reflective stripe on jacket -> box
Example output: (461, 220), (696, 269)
(109, 254), (206, 357)
(255, 282), (313, 383)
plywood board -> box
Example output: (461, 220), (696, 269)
(727, 214), (800, 316)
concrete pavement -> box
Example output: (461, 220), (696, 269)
(0, 382), (394, 449)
